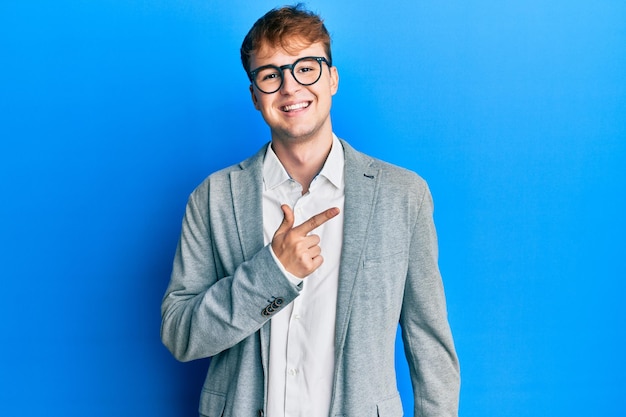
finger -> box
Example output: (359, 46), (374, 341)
(307, 245), (322, 259)
(274, 204), (294, 237)
(309, 254), (324, 271)
(294, 207), (340, 235)
(302, 234), (321, 249)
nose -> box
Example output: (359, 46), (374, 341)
(280, 69), (301, 94)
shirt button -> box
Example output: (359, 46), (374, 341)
(294, 314), (301, 320)
(288, 368), (298, 376)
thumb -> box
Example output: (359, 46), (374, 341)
(274, 204), (294, 236)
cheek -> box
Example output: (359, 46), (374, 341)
(329, 67), (339, 95)
(257, 99), (281, 121)
(255, 96), (272, 112)
(252, 92), (263, 110)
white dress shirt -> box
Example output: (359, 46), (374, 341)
(263, 135), (345, 417)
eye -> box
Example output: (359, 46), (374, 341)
(296, 64), (316, 74)
(295, 58), (320, 76)
(262, 72), (279, 81)
(255, 67), (281, 83)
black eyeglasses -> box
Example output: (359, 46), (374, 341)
(248, 56), (331, 94)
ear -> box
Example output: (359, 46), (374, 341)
(329, 66), (339, 96)
(250, 84), (260, 110)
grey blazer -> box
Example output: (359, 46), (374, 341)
(161, 139), (460, 417)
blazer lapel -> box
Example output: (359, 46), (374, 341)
(334, 140), (381, 351)
(229, 143), (272, 376)
(230, 144), (267, 261)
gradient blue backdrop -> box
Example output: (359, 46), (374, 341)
(1, 1), (624, 416)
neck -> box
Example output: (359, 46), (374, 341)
(271, 133), (333, 194)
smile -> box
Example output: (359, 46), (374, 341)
(282, 101), (310, 112)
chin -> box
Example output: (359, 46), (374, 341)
(285, 128), (320, 142)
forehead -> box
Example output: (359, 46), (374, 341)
(251, 40), (327, 68)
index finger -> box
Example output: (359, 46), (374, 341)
(293, 207), (340, 235)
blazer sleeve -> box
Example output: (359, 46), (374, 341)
(160, 182), (300, 362)
(399, 183), (461, 417)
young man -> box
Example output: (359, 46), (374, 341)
(161, 5), (460, 417)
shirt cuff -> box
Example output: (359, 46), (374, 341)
(268, 244), (304, 288)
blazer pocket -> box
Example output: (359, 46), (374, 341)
(363, 247), (405, 269)
(376, 393), (403, 417)
(199, 389), (226, 417)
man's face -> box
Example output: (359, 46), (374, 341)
(248, 41), (339, 144)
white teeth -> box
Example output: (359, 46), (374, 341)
(283, 102), (309, 112)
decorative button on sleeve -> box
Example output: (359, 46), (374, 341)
(261, 297), (284, 317)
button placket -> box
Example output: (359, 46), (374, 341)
(284, 297), (304, 413)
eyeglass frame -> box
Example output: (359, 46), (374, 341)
(248, 56), (332, 94)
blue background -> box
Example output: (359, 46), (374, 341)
(1, 1), (624, 416)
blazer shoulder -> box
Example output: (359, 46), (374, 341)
(374, 157), (426, 186)
(341, 139), (428, 191)
(189, 143), (268, 199)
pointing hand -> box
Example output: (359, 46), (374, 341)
(271, 204), (340, 278)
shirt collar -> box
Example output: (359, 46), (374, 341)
(263, 144), (291, 191)
(317, 134), (344, 190)
(263, 134), (345, 191)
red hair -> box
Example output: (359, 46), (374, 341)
(240, 4), (332, 76)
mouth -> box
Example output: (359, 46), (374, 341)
(281, 101), (311, 112)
